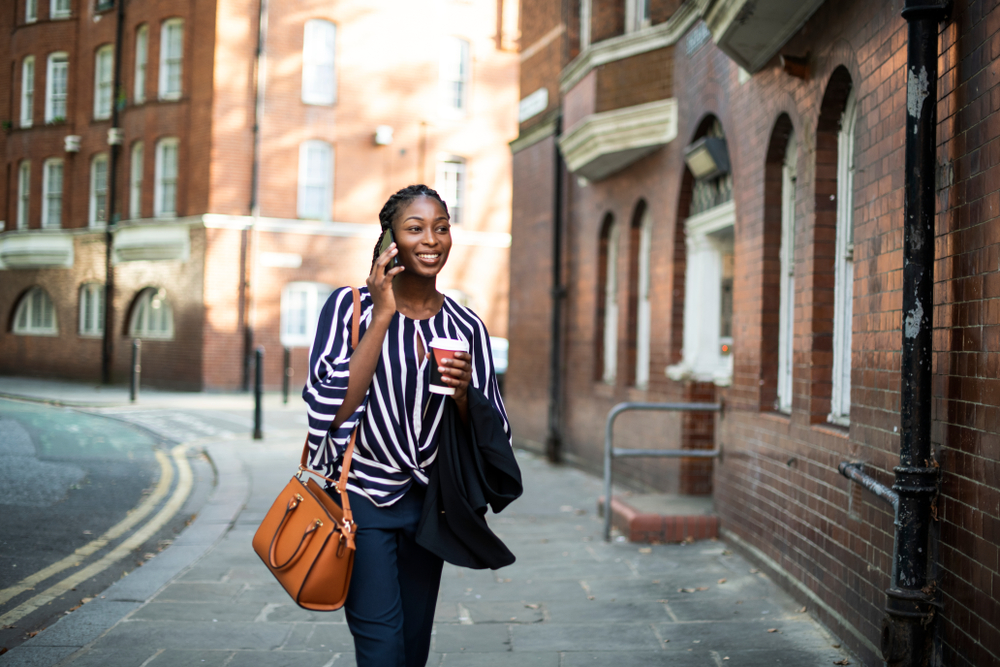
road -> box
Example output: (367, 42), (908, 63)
(0, 393), (305, 655)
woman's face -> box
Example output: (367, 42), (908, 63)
(392, 195), (452, 278)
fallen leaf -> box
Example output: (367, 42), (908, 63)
(81, 598), (93, 604)
(587, 595), (595, 600)
(696, 586), (709, 591)
(639, 547), (652, 554)
(68, 605), (81, 612)
(524, 604), (539, 609)
(663, 639), (670, 643)
(678, 588), (696, 593)
(750, 568), (759, 574)
(26, 630), (39, 638)
(718, 578), (727, 584)
(833, 660), (851, 666)
(2, 624), (16, 630)
(798, 606), (807, 613)
(767, 628), (779, 633)
(832, 644), (841, 648)
(652, 580), (661, 584)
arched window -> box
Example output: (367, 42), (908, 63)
(130, 288), (174, 339)
(94, 44), (114, 120)
(20, 56), (34, 127)
(280, 282), (332, 347)
(302, 19), (336, 105)
(777, 130), (798, 412)
(595, 213), (619, 383)
(134, 24), (148, 104)
(45, 52), (69, 122)
(830, 88), (858, 425)
(159, 18), (184, 100)
(13, 287), (58, 335)
(79, 283), (105, 336)
(625, 200), (652, 387)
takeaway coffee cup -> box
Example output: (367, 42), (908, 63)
(429, 337), (470, 395)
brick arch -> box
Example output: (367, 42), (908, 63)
(759, 113), (796, 411)
(594, 212), (616, 382)
(123, 286), (173, 337)
(807, 65), (854, 422)
(624, 198), (648, 386)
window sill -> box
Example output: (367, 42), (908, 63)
(78, 332), (104, 339)
(302, 98), (336, 107)
(811, 421), (850, 439)
(13, 330), (59, 337)
(158, 94), (182, 102)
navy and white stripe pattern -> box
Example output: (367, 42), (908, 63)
(303, 286), (510, 507)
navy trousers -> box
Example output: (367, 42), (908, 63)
(338, 485), (444, 667)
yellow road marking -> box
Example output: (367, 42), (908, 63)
(0, 448), (174, 607)
(0, 445), (193, 626)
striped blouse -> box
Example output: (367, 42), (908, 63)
(303, 286), (511, 507)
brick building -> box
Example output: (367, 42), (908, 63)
(0, 0), (519, 389)
(509, 0), (998, 664)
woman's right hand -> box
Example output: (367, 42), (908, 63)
(367, 242), (404, 321)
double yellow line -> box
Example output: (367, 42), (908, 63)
(0, 444), (193, 626)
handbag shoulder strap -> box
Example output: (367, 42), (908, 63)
(297, 286), (361, 535)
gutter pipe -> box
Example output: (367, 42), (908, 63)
(545, 115), (565, 463)
(102, 0), (126, 383)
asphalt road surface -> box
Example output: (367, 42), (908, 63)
(0, 399), (213, 654)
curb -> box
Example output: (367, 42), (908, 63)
(0, 442), (250, 667)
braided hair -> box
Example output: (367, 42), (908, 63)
(371, 184), (450, 269)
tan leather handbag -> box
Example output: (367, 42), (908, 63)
(252, 287), (361, 611)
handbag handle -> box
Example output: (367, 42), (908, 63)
(298, 286), (361, 540)
(268, 493), (321, 569)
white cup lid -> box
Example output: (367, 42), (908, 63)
(429, 337), (469, 352)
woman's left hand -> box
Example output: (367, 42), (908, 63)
(439, 352), (472, 421)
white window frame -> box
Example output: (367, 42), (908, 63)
(129, 141), (144, 219)
(830, 90), (858, 426)
(21, 56), (34, 128)
(280, 282), (333, 348)
(90, 153), (109, 227)
(439, 36), (470, 116)
(45, 52), (69, 123)
(635, 208), (653, 388)
(94, 45), (113, 120)
(130, 288), (174, 339)
(154, 137), (179, 218)
(79, 283), (105, 337)
(14, 287), (58, 335)
(134, 24), (148, 103)
(50, 0), (70, 20)
(159, 18), (184, 101)
(625, 0), (651, 33)
(302, 19), (336, 105)
(435, 156), (466, 225)
(666, 201), (736, 386)
(602, 221), (620, 384)
(42, 158), (64, 229)
(26, 0), (38, 23)
(297, 140), (333, 220)
(17, 162), (31, 230)
(777, 133), (798, 413)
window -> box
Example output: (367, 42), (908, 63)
(129, 141), (144, 219)
(155, 138), (179, 217)
(13, 287), (57, 335)
(297, 140), (333, 220)
(596, 215), (620, 383)
(439, 37), (469, 114)
(580, 0), (592, 50)
(776, 132), (797, 412)
(626, 0), (651, 32)
(830, 90), (858, 425)
(21, 57), (34, 127)
(159, 19), (184, 100)
(26, 0), (38, 23)
(634, 206), (653, 387)
(435, 157), (465, 225)
(302, 19), (336, 105)
(42, 158), (63, 228)
(17, 162), (30, 230)
(280, 282), (333, 347)
(134, 24), (148, 103)
(79, 283), (104, 336)
(45, 53), (69, 122)
(130, 288), (174, 339)
(94, 45), (114, 120)
(90, 153), (109, 227)
(50, 0), (70, 19)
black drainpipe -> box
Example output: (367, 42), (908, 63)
(545, 115), (565, 464)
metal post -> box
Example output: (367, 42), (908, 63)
(882, 2), (948, 665)
(129, 339), (141, 403)
(282, 346), (291, 405)
(253, 346), (264, 440)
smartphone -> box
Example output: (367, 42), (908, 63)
(378, 228), (400, 272)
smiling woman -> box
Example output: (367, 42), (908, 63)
(302, 184), (513, 667)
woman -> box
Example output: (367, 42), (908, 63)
(303, 184), (510, 667)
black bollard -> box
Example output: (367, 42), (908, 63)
(282, 347), (291, 405)
(253, 346), (264, 440)
(130, 339), (141, 403)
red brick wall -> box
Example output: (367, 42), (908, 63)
(595, 46), (674, 114)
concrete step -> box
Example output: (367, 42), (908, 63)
(598, 493), (720, 543)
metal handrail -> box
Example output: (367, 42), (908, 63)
(603, 401), (723, 542)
